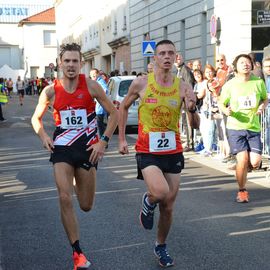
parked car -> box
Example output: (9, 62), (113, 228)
(108, 75), (139, 127)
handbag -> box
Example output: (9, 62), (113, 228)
(187, 110), (200, 129)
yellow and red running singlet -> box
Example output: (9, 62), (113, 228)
(135, 73), (183, 154)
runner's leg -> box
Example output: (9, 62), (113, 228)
(142, 166), (170, 204)
(53, 162), (78, 244)
(157, 172), (180, 244)
(74, 167), (96, 211)
(235, 150), (249, 189)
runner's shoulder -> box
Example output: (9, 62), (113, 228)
(43, 84), (55, 100)
(131, 75), (147, 92)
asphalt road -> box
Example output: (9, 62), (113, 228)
(1, 95), (270, 270)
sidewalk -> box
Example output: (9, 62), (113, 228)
(184, 150), (270, 189)
(126, 133), (270, 188)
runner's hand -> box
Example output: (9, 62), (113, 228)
(119, 140), (129, 155)
(224, 106), (232, 116)
(256, 107), (264, 115)
(42, 135), (54, 153)
(87, 141), (106, 164)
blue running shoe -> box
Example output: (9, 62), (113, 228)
(194, 143), (204, 152)
(154, 243), (174, 268)
(139, 192), (156, 230)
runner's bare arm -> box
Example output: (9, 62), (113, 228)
(118, 77), (144, 154)
(86, 79), (119, 163)
(257, 98), (268, 115)
(31, 85), (55, 152)
(181, 80), (196, 111)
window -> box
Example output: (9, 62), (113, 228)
(122, 15), (127, 30)
(43, 30), (56, 47)
(163, 26), (168, 39)
(113, 20), (117, 35)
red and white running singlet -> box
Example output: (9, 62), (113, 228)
(52, 74), (98, 146)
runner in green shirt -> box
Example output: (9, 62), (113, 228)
(219, 54), (268, 203)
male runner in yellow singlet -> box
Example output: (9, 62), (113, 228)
(118, 39), (197, 268)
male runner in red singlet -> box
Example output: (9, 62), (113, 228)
(118, 40), (198, 268)
(31, 43), (118, 270)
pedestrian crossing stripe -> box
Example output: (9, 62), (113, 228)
(142, 40), (156, 57)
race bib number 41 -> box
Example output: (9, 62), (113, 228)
(60, 109), (88, 129)
(149, 131), (176, 152)
(238, 94), (256, 110)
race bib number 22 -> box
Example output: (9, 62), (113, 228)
(149, 131), (176, 152)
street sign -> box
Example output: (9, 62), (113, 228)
(142, 40), (156, 57)
(210, 15), (217, 38)
(257, 10), (270, 25)
(49, 63), (54, 69)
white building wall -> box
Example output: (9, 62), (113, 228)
(214, 0), (252, 65)
(22, 23), (57, 79)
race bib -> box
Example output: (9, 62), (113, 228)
(60, 109), (87, 129)
(238, 94), (256, 109)
(149, 131), (176, 152)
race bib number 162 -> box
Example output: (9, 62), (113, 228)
(60, 109), (87, 129)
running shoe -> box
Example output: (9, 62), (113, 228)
(154, 243), (174, 268)
(236, 190), (249, 203)
(73, 252), (91, 270)
(194, 143), (204, 152)
(139, 192), (157, 230)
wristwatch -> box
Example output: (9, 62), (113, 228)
(100, 134), (109, 143)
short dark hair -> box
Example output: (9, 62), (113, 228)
(155, 39), (175, 52)
(59, 43), (82, 60)
(232, 54), (253, 73)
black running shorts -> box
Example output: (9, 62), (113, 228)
(135, 152), (184, 180)
(50, 145), (97, 171)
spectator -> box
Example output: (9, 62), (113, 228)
(192, 59), (202, 72)
(147, 62), (154, 73)
(174, 53), (195, 151)
(6, 78), (13, 97)
(16, 75), (25, 106)
(216, 53), (231, 87)
(99, 71), (109, 83)
(193, 69), (207, 150)
(90, 68), (109, 138)
(263, 57), (270, 155)
(0, 78), (7, 122)
(248, 52), (264, 79)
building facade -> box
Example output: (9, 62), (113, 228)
(54, 0), (270, 75)
(0, 1), (55, 82)
(19, 7), (57, 79)
(55, 0), (130, 76)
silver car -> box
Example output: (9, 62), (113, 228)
(108, 75), (139, 127)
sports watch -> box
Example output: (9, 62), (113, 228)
(100, 135), (109, 143)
